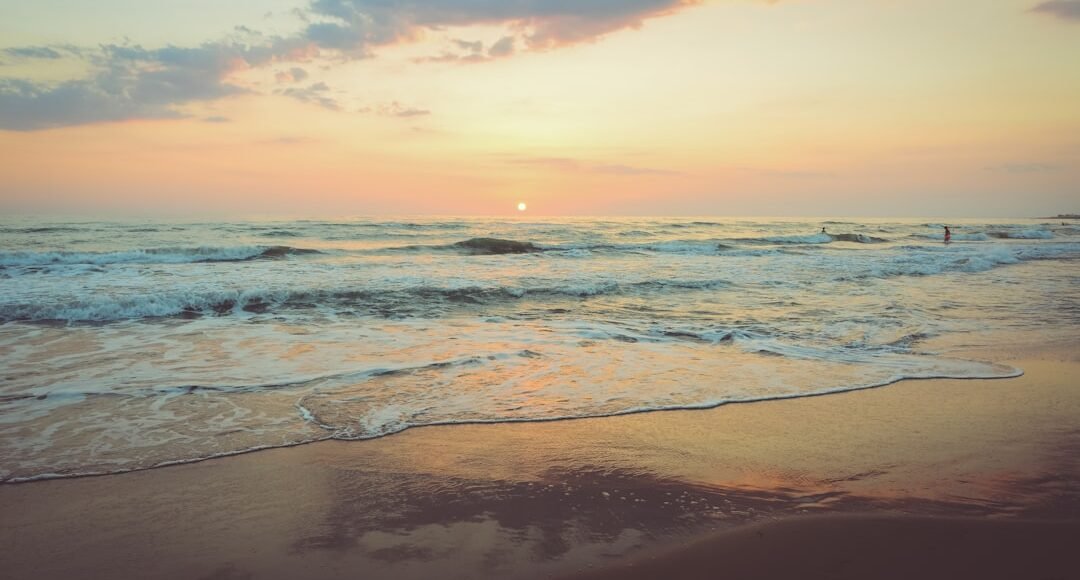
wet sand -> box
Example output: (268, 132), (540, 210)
(568, 515), (1080, 580)
(1, 348), (1078, 579)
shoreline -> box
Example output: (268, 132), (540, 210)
(1, 349), (1077, 579)
(1, 365), (1026, 485)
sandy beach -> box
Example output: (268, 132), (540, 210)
(1, 341), (1077, 579)
(5, 0), (1079, 576)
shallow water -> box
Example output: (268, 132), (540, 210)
(1, 217), (1077, 481)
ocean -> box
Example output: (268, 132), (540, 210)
(1, 217), (1077, 482)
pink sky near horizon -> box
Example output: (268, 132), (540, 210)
(0, 0), (1078, 218)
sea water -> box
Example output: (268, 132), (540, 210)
(1, 217), (1077, 481)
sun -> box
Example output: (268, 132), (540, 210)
(517, 202), (527, 212)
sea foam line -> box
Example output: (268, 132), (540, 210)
(1, 362), (1022, 485)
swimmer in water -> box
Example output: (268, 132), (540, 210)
(944, 225), (951, 243)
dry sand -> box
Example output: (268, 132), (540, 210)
(1, 348), (1077, 579)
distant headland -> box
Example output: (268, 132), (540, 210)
(1042, 214), (1080, 220)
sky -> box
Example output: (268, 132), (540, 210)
(0, 0), (1078, 217)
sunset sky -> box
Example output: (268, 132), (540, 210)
(1, 0), (1078, 217)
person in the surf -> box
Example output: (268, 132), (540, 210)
(821, 227), (827, 234)
(944, 226), (951, 243)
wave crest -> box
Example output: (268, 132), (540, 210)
(0, 246), (321, 267)
(0, 278), (736, 322)
(829, 233), (887, 243)
(989, 229), (1053, 240)
(453, 238), (541, 254)
(744, 232), (887, 245)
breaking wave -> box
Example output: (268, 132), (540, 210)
(989, 229), (1054, 240)
(0, 246), (321, 267)
(4, 242), (1073, 323)
(829, 233), (887, 243)
(0, 278), (737, 322)
(454, 238), (541, 254)
(744, 232), (887, 245)
(384, 236), (886, 256)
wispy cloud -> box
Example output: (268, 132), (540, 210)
(0, 77), (188, 130)
(416, 36), (517, 64)
(362, 101), (431, 117)
(202, 115), (231, 123)
(0, 42), (272, 130)
(1031, 0), (1080, 21)
(4, 46), (65, 60)
(0, 0), (699, 130)
(453, 39), (484, 53)
(488, 36), (516, 58)
(298, 0), (698, 51)
(275, 67), (309, 84)
(277, 81), (341, 110)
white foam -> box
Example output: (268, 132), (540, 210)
(1006, 229), (1053, 239)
